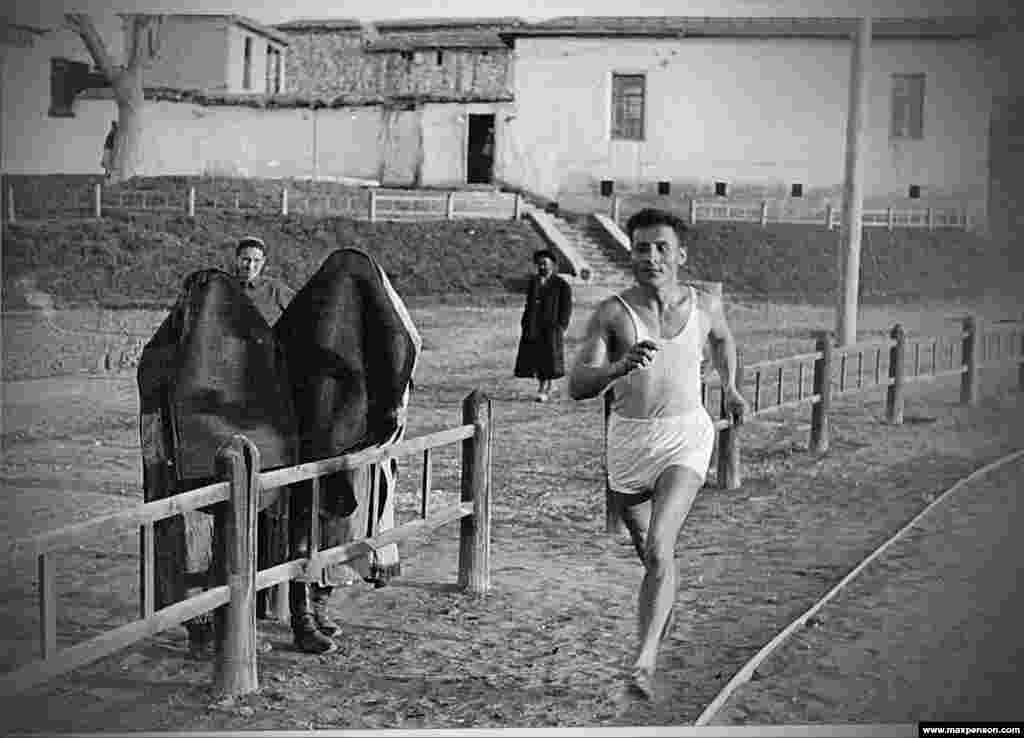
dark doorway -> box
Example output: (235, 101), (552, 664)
(467, 113), (495, 185)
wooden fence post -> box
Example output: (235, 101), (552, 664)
(281, 188), (288, 216)
(213, 436), (260, 696)
(810, 331), (833, 453)
(689, 198), (697, 225)
(513, 193), (522, 220)
(234, 194), (240, 212)
(886, 323), (906, 424)
(926, 207), (934, 230)
(458, 390), (492, 593)
(604, 392), (626, 535)
(960, 315), (979, 406)
(1018, 314), (1024, 393)
(272, 488), (290, 623)
(188, 187), (196, 217)
(887, 207), (894, 232)
(759, 200), (768, 228)
(94, 183), (102, 218)
(446, 192), (455, 220)
(8, 185), (15, 223)
(611, 195), (621, 226)
(717, 353), (743, 489)
(368, 190), (377, 222)
(825, 203), (834, 230)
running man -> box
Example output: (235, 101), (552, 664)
(568, 208), (748, 699)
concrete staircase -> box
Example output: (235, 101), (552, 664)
(546, 212), (633, 291)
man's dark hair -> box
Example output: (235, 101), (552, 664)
(236, 236), (267, 256)
(533, 248), (558, 265)
(625, 208), (689, 244)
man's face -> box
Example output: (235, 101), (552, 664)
(535, 256), (555, 277)
(236, 246), (266, 283)
(631, 224), (685, 287)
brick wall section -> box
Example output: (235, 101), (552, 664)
(283, 29), (512, 100)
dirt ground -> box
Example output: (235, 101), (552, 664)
(1, 294), (1023, 732)
(709, 454), (1024, 726)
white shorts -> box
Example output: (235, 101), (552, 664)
(607, 408), (716, 494)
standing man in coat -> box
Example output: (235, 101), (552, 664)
(514, 249), (573, 402)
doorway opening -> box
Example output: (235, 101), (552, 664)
(466, 113), (495, 185)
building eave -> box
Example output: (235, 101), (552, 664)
(498, 15), (999, 46)
(118, 13), (291, 45)
(0, 21), (49, 47)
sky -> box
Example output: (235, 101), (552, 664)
(7, 0), (1023, 28)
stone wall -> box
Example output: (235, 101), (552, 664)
(283, 29), (513, 101)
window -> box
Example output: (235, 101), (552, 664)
(49, 57), (107, 117)
(243, 37), (253, 90)
(891, 74), (924, 140)
(266, 45), (282, 94)
(791, 183), (804, 197)
(714, 181), (728, 197)
(436, 50), (444, 65)
(49, 58), (88, 117)
(611, 73), (645, 141)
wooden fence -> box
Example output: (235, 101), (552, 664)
(4, 184), (522, 223)
(606, 316), (1024, 533)
(608, 195), (970, 231)
(1, 391), (493, 698)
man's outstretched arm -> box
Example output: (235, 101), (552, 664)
(705, 294), (748, 422)
(569, 302), (623, 401)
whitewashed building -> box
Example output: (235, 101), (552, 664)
(497, 16), (1000, 222)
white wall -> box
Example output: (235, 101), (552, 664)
(421, 101), (514, 187)
(505, 35), (993, 216)
(2, 28), (117, 174)
(144, 16), (231, 92)
(225, 24), (287, 95)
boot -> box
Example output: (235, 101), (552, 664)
(311, 585), (340, 637)
(289, 581), (337, 655)
(185, 616), (215, 660)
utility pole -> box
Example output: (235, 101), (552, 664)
(837, 16), (872, 346)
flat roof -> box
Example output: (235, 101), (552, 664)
(138, 13), (291, 45)
(498, 15), (998, 44)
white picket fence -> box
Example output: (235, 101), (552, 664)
(609, 195), (970, 230)
(4, 184), (524, 223)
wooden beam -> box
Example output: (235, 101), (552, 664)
(836, 16), (872, 347)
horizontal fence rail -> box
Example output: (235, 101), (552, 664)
(605, 194), (971, 231)
(4, 184), (523, 223)
(1, 391), (493, 699)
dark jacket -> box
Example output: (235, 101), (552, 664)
(514, 274), (573, 380)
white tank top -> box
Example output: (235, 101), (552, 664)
(609, 286), (706, 419)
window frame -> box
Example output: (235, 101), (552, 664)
(242, 36), (253, 91)
(48, 57), (89, 118)
(610, 72), (646, 142)
(891, 73), (925, 141)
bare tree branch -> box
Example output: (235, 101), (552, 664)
(147, 16), (165, 62)
(124, 14), (165, 71)
(125, 15), (142, 70)
(65, 13), (117, 80)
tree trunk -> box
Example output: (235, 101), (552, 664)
(66, 13), (162, 184)
(112, 68), (144, 182)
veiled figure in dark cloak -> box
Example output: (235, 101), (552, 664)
(137, 268), (298, 656)
(514, 249), (573, 402)
(275, 247), (421, 654)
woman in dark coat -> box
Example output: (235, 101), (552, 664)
(514, 249), (573, 402)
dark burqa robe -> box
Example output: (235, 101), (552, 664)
(274, 248), (421, 586)
(514, 274), (573, 381)
(138, 269), (298, 612)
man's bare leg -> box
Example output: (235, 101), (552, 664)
(620, 465), (703, 697)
